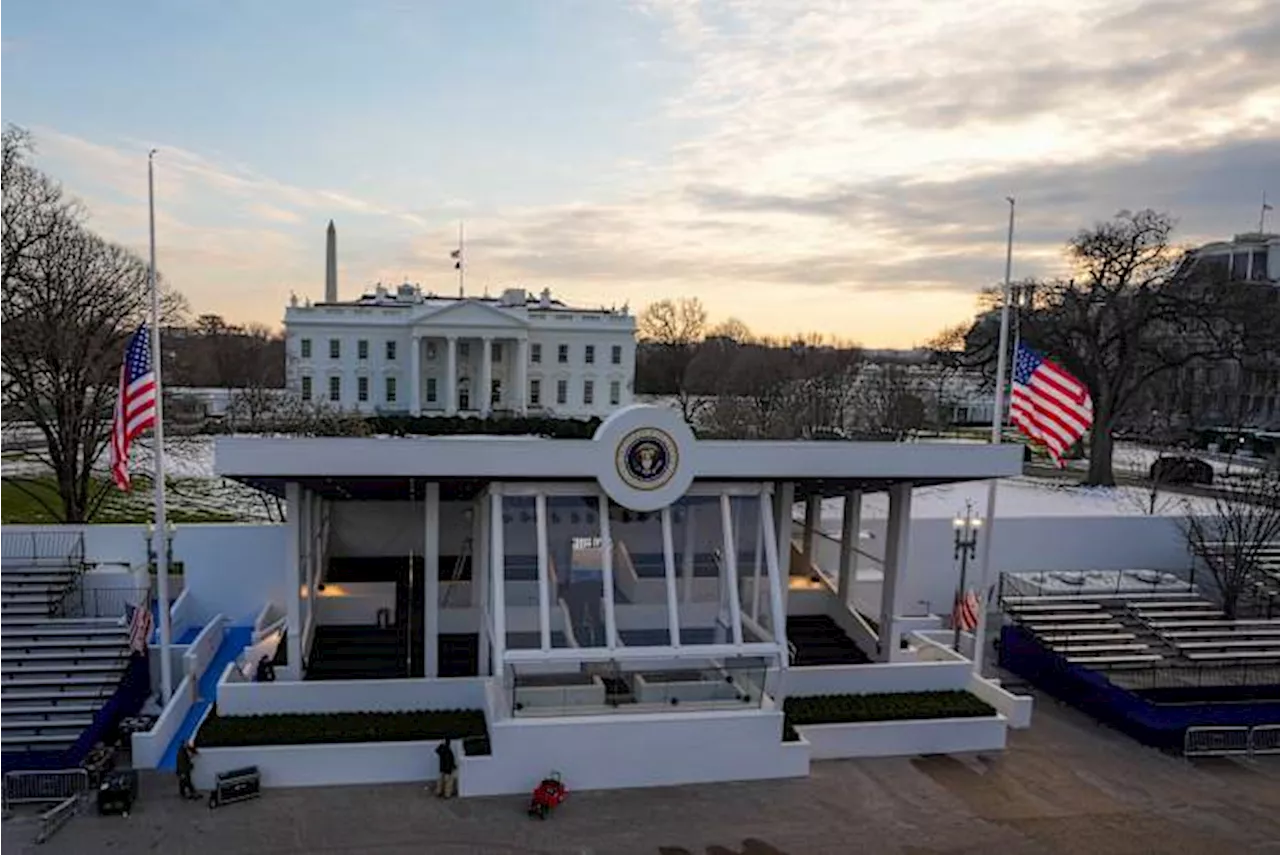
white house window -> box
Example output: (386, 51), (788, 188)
(426, 377), (438, 403)
(585, 345), (595, 364)
(530, 378), (541, 406)
(358, 340), (369, 360)
(583, 380), (594, 405)
(329, 339), (341, 359)
(357, 376), (369, 401)
(556, 379), (568, 405)
(301, 338), (312, 359)
(611, 345), (622, 365)
(386, 340), (397, 360)
(328, 376), (341, 401)
(531, 343), (542, 364)
(557, 344), (568, 364)
(492, 341), (502, 363)
(301, 375), (313, 401)
(385, 376), (397, 403)
(459, 341), (471, 359)
(610, 380), (620, 406)
(426, 342), (438, 360)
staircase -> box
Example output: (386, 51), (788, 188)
(438, 633), (479, 678)
(1, 564), (131, 757)
(305, 625), (407, 680)
(786, 615), (871, 666)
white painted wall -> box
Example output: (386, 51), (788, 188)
(192, 740), (443, 790)
(782, 659), (971, 697)
(797, 715), (1007, 760)
(460, 709), (807, 796)
(329, 502), (424, 557)
(216, 676), (487, 717)
(132, 675), (196, 769)
(967, 675), (1033, 729)
(183, 614), (227, 685)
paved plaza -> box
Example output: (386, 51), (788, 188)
(5, 694), (1279, 855)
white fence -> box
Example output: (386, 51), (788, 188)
(1, 530), (84, 565)
(216, 675), (488, 717)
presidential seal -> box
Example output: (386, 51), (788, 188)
(616, 427), (678, 492)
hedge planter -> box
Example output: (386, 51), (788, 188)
(784, 691), (995, 727)
(196, 708), (486, 748)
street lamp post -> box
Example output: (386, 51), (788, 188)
(952, 501), (982, 652)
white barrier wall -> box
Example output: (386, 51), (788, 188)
(193, 740), (443, 790)
(782, 659), (972, 697)
(216, 676), (487, 717)
(460, 709), (807, 796)
(797, 715), (1007, 760)
(183, 614), (226, 684)
(132, 675), (195, 768)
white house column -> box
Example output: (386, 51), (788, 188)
(445, 335), (458, 416)
(284, 482), (302, 681)
(409, 335), (421, 415)
(424, 482), (440, 677)
(878, 482), (913, 663)
(515, 338), (528, 415)
(837, 489), (862, 609)
(480, 336), (494, 417)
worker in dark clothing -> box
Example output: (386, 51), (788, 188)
(434, 738), (458, 799)
(177, 741), (199, 799)
(255, 655), (276, 683)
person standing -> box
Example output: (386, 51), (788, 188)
(434, 738), (457, 799)
(177, 741), (199, 800)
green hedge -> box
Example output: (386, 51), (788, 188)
(195, 708), (487, 748)
(365, 414), (602, 439)
(783, 691), (995, 727)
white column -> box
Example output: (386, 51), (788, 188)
(490, 490), (506, 675)
(424, 482), (440, 677)
(760, 490), (788, 651)
(481, 336), (494, 417)
(284, 482), (302, 681)
(801, 494), (820, 574)
(879, 482), (913, 663)
(720, 494), (744, 647)
(474, 497), (489, 671)
(598, 494), (618, 650)
(751, 509), (764, 621)
(515, 338), (529, 415)
(535, 493), (551, 651)
(409, 335), (421, 414)
(661, 507), (681, 647)
(837, 489), (862, 608)
(445, 335), (457, 415)
(774, 481), (795, 618)
(681, 505), (696, 602)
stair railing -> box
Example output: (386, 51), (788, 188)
(439, 537), (473, 609)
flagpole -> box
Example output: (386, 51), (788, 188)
(457, 221), (465, 298)
(971, 196), (1015, 678)
(148, 150), (173, 704)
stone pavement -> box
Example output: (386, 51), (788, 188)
(5, 694), (1279, 855)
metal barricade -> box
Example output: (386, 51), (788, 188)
(1250, 724), (1280, 756)
(3, 769), (91, 809)
(1184, 725), (1251, 758)
(35, 794), (82, 845)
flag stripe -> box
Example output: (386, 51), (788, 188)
(1009, 342), (1094, 468)
(109, 325), (158, 491)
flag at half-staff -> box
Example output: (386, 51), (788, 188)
(952, 589), (979, 632)
(108, 324), (159, 491)
(127, 587), (154, 654)
(1008, 342), (1093, 467)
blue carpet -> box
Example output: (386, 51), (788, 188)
(158, 626), (253, 771)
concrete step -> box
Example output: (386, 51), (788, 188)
(2, 661), (126, 677)
(1, 716), (94, 732)
(0, 701), (99, 716)
(0, 602), (50, 616)
(0, 734), (79, 749)
(0, 616), (124, 629)
(0, 637), (126, 652)
(2, 649), (128, 662)
(1, 687), (112, 701)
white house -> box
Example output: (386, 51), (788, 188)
(283, 223), (637, 419)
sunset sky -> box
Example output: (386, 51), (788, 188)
(3, 0), (1277, 346)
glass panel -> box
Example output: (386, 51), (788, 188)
(547, 495), (605, 649)
(508, 657), (769, 718)
(731, 495), (772, 643)
(672, 496), (729, 646)
(502, 496), (540, 650)
(608, 503), (671, 649)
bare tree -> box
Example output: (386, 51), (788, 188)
(637, 297), (709, 423)
(2, 126), (188, 521)
(1182, 466), (1280, 619)
(963, 210), (1278, 486)
(851, 363), (927, 440)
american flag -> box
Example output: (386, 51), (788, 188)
(952, 589), (979, 632)
(1009, 342), (1093, 467)
(127, 595), (153, 653)
(109, 325), (158, 491)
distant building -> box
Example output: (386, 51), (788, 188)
(283, 223), (637, 418)
(1176, 232), (1280, 284)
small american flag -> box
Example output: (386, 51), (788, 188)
(127, 596), (153, 653)
(1009, 342), (1093, 467)
(953, 589), (979, 632)
(109, 325), (158, 491)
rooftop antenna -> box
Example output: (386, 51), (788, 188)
(1260, 191), (1273, 234)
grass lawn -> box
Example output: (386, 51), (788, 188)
(784, 691), (996, 730)
(195, 709), (488, 748)
(1, 474), (241, 524)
